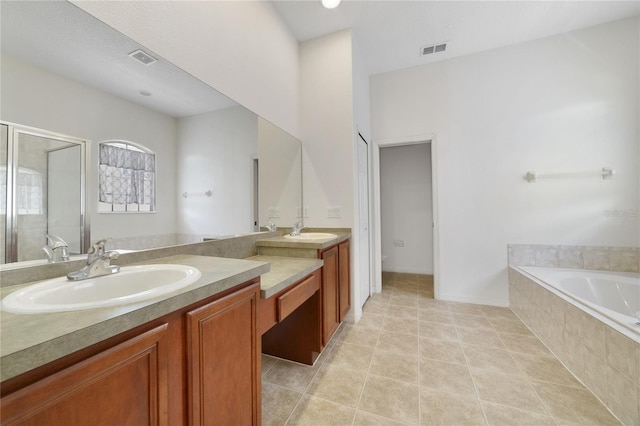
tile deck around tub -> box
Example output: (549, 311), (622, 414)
(261, 272), (621, 426)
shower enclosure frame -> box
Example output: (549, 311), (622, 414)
(1, 121), (90, 264)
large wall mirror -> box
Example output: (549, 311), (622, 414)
(0, 0), (302, 266)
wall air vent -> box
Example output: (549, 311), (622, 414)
(128, 49), (158, 66)
(420, 42), (447, 56)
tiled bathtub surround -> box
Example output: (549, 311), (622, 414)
(508, 244), (640, 272)
(510, 268), (640, 425)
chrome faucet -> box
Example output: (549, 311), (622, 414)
(266, 221), (277, 232)
(290, 221), (305, 236)
(42, 234), (70, 263)
(67, 239), (120, 281)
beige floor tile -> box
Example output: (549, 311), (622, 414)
(419, 388), (486, 425)
(369, 292), (392, 303)
(376, 331), (419, 355)
(389, 294), (419, 308)
(286, 394), (355, 425)
(499, 332), (551, 356)
(383, 316), (419, 336)
(463, 345), (521, 376)
(262, 354), (278, 375)
(323, 342), (375, 372)
(387, 304), (419, 319)
(471, 370), (548, 414)
(337, 324), (381, 348)
(448, 302), (491, 317)
(370, 350), (418, 384)
(419, 337), (466, 365)
(511, 352), (582, 388)
(305, 364), (367, 408)
(263, 359), (321, 392)
(481, 401), (556, 425)
(456, 326), (507, 349)
(356, 312), (386, 330)
(419, 358), (476, 397)
(417, 298), (450, 311)
(418, 321), (458, 341)
(394, 283), (419, 293)
(451, 313), (494, 330)
(418, 308), (453, 324)
(262, 382), (302, 426)
(359, 375), (420, 425)
(480, 306), (519, 320)
(362, 300), (389, 315)
(487, 316), (533, 335)
(531, 380), (620, 425)
(353, 410), (409, 425)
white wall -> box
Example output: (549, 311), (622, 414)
(72, 1), (300, 138)
(371, 17), (639, 306)
(300, 29), (355, 229)
(1, 54), (178, 245)
(380, 144), (433, 274)
(176, 106), (258, 237)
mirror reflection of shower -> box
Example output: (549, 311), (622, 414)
(1, 122), (89, 264)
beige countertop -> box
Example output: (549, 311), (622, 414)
(255, 231), (350, 250)
(249, 255), (323, 299)
(0, 254), (270, 382)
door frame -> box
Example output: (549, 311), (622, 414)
(372, 133), (440, 299)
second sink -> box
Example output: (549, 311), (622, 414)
(284, 232), (338, 240)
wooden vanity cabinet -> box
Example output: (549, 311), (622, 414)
(1, 324), (170, 426)
(319, 240), (350, 346)
(186, 283), (260, 426)
(1, 280), (261, 426)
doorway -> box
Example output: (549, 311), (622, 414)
(372, 136), (438, 297)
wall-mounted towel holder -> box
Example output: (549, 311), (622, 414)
(525, 167), (615, 183)
(181, 190), (212, 198)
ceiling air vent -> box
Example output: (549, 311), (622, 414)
(420, 42), (447, 57)
(128, 49), (158, 66)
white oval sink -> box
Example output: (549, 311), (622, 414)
(284, 232), (338, 240)
(2, 264), (201, 314)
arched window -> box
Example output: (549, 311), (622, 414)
(98, 140), (156, 213)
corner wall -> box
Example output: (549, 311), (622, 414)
(371, 17), (640, 306)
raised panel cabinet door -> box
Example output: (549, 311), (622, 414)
(338, 240), (351, 321)
(1, 324), (169, 426)
(186, 283), (260, 426)
(320, 246), (340, 346)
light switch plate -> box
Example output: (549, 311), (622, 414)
(327, 206), (342, 218)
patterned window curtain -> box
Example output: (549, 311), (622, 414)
(99, 143), (155, 211)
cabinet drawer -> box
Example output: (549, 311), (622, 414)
(277, 274), (320, 321)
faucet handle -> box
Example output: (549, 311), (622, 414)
(87, 239), (110, 262)
(46, 234), (68, 249)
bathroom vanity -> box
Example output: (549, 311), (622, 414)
(0, 255), (269, 426)
(0, 231), (351, 425)
(255, 232), (351, 346)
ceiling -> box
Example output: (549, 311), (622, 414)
(271, 0), (640, 76)
(1, 1), (237, 118)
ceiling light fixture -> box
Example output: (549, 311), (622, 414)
(321, 0), (341, 9)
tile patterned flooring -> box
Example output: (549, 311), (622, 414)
(261, 272), (621, 425)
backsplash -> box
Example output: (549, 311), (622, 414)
(0, 231), (281, 287)
(508, 244), (640, 273)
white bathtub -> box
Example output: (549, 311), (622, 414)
(517, 266), (640, 343)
